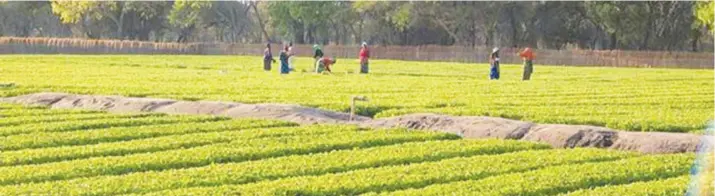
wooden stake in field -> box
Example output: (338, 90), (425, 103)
(350, 95), (368, 121)
(0, 83), (15, 88)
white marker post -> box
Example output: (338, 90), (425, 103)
(350, 95), (368, 121)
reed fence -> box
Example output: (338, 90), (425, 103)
(1, 37), (711, 69)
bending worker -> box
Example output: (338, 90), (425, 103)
(316, 57), (336, 74)
(518, 47), (535, 80)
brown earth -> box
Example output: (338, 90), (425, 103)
(1, 92), (707, 154)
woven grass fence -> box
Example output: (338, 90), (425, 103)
(1, 37), (712, 69)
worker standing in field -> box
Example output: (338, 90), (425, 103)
(288, 42), (296, 71)
(279, 45), (291, 74)
(489, 47), (500, 80)
(518, 47), (535, 80)
(263, 43), (276, 71)
(313, 44), (324, 71)
(315, 57), (336, 74)
(359, 42), (370, 74)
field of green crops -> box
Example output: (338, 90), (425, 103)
(0, 104), (702, 195)
(0, 55), (712, 133)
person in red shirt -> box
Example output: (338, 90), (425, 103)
(359, 42), (370, 74)
(316, 57), (336, 74)
(518, 47), (535, 80)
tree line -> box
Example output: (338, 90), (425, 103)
(0, 1), (713, 51)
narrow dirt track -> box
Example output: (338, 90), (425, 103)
(1, 92), (708, 154)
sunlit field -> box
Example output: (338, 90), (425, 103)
(0, 55), (711, 132)
(0, 104), (696, 195)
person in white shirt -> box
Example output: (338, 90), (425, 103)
(287, 42), (296, 71)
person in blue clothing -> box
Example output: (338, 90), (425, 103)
(279, 45), (291, 74)
(489, 47), (500, 80)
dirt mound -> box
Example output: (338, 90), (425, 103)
(2, 92), (706, 154)
(363, 113), (534, 139)
(610, 131), (701, 153)
(365, 114), (621, 147)
(363, 113), (706, 154)
(523, 124), (618, 148)
(2, 92), (369, 124)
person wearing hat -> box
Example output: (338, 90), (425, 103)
(263, 43), (276, 71)
(313, 44), (324, 59)
(359, 42), (370, 74)
(313, 44), (324, 71)
(489, 47), (500, 80)
(316, 56), (336, 74)
(518, 47), (535, 80)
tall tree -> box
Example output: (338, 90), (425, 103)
(200, 1), (252, 42)
(51, 1), (169, 40)
(695, 1), (714, 33)
(692, 1), (714, 51)
(167, 0), (210, 42)
(0, 1), (708, 51)
(1, 1), (68, 37)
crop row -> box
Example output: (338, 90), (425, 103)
(0, 123), (329, 166)
(0, 118), (293, 151)
(0, 114), (222, 136)
(0, 103), (50, 110)
(0, 107), (102, 117)
(0, 139), (548, 195)
(146, 148), (636, 195)
(381, 154), (693, 195)
(0, 112), (160, 127)
(561, 175), (689, 196)
(0, 126), (456, 185)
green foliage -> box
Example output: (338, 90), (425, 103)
(50, 1), (92, 24)
(585, 2), (697, 50)
(0, 124), (453, 186)
(0, 112), (153, 127)
(384, 154), (693, 195)
(49, 1), (171, 39)
(0, 139), (545, 195)
(391, 3), (412, 31)
(0, 105), (705, 195)
(0, 113), (196, 137)
(265, 2), (348, 43)
(0, 107), (101, 117)
(168, 0), (210, 29)
(695, 1), (715, 33)
(0, 121), (298, 166)
(563, 175), (689, 196)
(148, 148), (636, 195)
(51, 1), (120, 24)
(265, 2), (299, 40)
(0, 55), (711, 133)
(353, 1), (413, 32)
(0, 118), (291, 151)
(7, 1), (714, 49)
